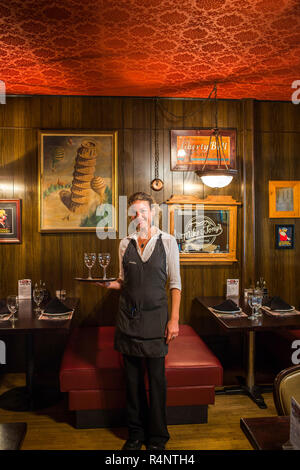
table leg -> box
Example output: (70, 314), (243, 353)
(215, 331), (268, 409)
(26, 333), (35, 410)
(244, 331), (267, 409)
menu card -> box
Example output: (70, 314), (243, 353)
(18, 279), (32, 299)
(226, 279), (239, 297)
(290, 397), (300, 450)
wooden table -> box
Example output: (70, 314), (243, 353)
(0, 297), (79, 411)
(196, 296), (300, 409)
(0, 422), (27, 450)
(240, 416), (290, 450)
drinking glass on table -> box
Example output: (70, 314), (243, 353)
(84, 252), (96, 279)
(248, 289), (263, 320)
(98, 253), (111, 280)
(6, 295), (19, 323)
(33, 285), (44, 314)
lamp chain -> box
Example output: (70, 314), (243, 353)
(154, 98), (159, 180)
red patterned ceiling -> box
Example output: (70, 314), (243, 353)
(1, 0), (300, 100)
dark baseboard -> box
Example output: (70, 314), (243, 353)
(75, 405), (208, 429)
(167, 405), (208, 425)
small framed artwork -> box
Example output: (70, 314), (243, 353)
(275, 224), (294, 249)
(269, 181), (300, 218)
(0, 199), (22, 243)
(170, 129), (236, 171)
(38, 130), (118, 232)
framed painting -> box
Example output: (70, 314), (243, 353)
(38, 131), (118, 232)
(275, 224), (294, 249)
(166, 195), (241, 265)
(170, 129), (236, 171)
(0, 199), (21, 243)
(269, 181), (300, 218)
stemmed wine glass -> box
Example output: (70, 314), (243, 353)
(98, 253), (111, 280)
(6, 295), (19, 324)
(84, 252), (96, 279)
(248, 289), (263, 320)
(33, 285), (44, 314)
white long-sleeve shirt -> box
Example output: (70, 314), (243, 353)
(118, 228), (182, 291)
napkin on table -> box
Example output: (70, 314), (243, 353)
(263, 296), (293, 311)
(43, 297), (70, 314)
(212, 299), (240, 313)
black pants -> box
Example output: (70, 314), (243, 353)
(122, 354), (170, 445)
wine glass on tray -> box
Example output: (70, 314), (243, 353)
(98, 253), (111, 280)
(84, 252), (96, 279)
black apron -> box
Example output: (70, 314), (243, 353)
(114, 234), (169, 357)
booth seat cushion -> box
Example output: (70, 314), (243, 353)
(60, 325), (223, 393)
(165, 325), (223, 387)
(60, 327), (125, 391)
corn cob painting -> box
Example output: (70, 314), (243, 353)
(39, 131), (117, 232)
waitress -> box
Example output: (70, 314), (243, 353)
(97, 192), (181, 450)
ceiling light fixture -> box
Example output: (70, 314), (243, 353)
(196, 84), (237, 188)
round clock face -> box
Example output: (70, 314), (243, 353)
(150, 178), (164, 191)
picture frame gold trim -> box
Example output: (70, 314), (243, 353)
(0, 199), (22, 243)
(269, 181), (300, 218)
(38, 130), (118, 233)
(166, 195), (241, 265)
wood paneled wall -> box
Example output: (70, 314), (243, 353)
(0, 96), (244, 325)
(254, 101), (300, 308)
(0, 95), (298, 372)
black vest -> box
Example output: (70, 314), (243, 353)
(116, 234), (168, 340)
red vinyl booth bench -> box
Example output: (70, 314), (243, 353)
(59, 325), (223, 428)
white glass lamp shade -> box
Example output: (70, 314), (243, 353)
(200, 174), (233, 188)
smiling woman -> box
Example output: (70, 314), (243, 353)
(96, 191), (181, 450)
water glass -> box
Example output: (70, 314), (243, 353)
(6, 295), (19, 322)
(98, 253), (111, 280)
(33, 286), (44, 313)
(248, 289), (263, 320)
(84, 252), (96, 279)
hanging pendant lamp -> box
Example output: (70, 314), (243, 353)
(196, 84), (237, 188)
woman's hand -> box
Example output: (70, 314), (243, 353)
(95, 281), (111, 288)
(165, 319), (179, 344)
(95, 279), (123, 290)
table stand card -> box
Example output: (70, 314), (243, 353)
(226, 279), (239, 297)
(18, 279), (32, 300)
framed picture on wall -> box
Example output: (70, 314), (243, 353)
(38, 131), (118, 232)
(0, 199), (21, 243)
(269, 181), (300, 218)
(275, 224), (294, 249)
(170, 129), (236, 171)
(166, 195), (241, 265)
